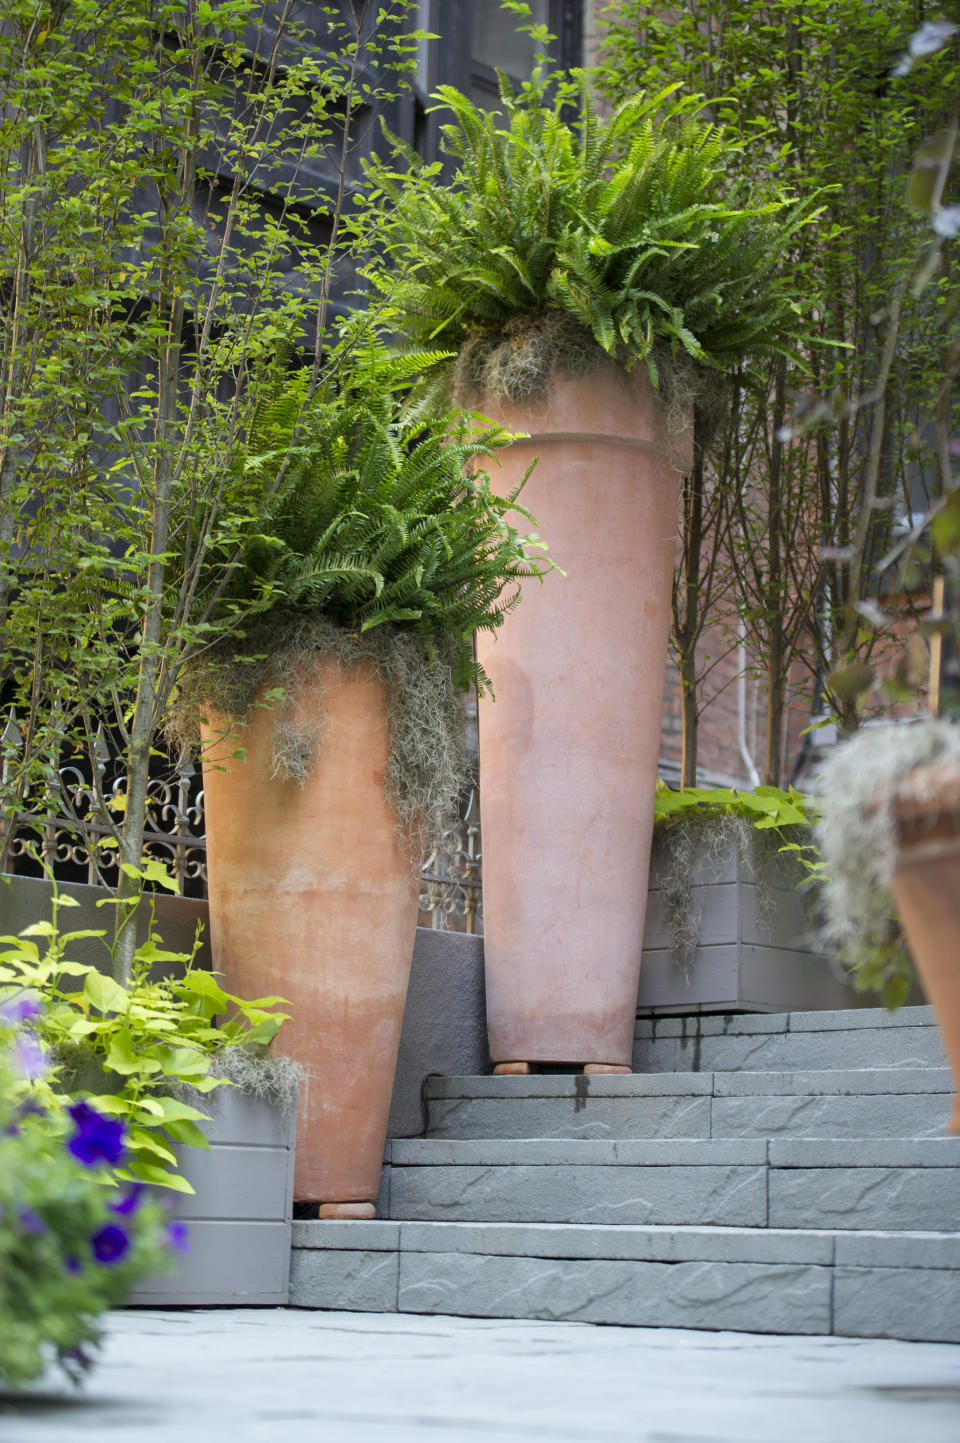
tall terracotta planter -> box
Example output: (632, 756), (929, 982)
(201, 657), (420, 1213)
(476, 362), (692, 1071)
(890, 759), (960, 1134)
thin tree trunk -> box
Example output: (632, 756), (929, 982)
(764, 361), (786, 786)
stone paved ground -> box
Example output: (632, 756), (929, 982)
(2, 1309), (959, 1443)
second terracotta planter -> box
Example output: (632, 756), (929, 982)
(476, 362), (692, 1069)
(201, 656), (420, 1212)
(890, 758), (960, 1134)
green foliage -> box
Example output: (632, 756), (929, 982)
(364, 71), (817, 391)
(0, 1011), (171, 1390)
(0, 886), (290, 1192)
(597, 1), (959, 776)
(0, 0), (427, 977)
(189, 332), (554, 696)
(655, 780), (823, 884)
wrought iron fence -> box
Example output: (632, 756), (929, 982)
(1, 709), (482, 932)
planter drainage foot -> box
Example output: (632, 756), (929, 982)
(493, 1062), (535, 1075)
(317, 1202), (377, 1220)
(583, 1064), (632, 1075)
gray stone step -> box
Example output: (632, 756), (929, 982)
(290, 1219), (960, 1343)
(424, 1068), (954, 1141)
(634, 1004), (946, 1073)
(376, 1136), (960, 1232)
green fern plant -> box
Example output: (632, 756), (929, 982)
(196, 332), (549, 694)
(364, 73), (819, 394)
(171, 331), (554, 837)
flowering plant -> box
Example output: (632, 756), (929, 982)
(0, 886), (290, 1191)
(0, 1001), (177, 1390)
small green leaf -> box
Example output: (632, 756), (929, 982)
(84, 971), (130, 1013)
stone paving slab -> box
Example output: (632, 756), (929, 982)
(426, 1092), (713, 1141)
(397, 1251), (834, 1335)
(714, 1067), (952, 1095)
(4, 1310), (960, 1443)
(634, 1007), (947, 1074)
(835, 1266), (960, 1342)
(769, 1137), (960, 1167)
(769, 1166), (960, 1232)
(834, 1230), (960, 1269)
(385, 1161), (767, 1226)
(424, 1070), (955, 1142)
(295, 1219), (837, 1264)
(426, 1073), (716, 1097)
(387, 1138), (768, 1166)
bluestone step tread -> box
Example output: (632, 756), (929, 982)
(633, 1004), (936, 1037)
(387, 1135), (960, 1168)
(293, 1219), (960, 1269)
(288, 1005), (959, 1343)
(387, 1137), (767, 1166)
(289, 1222), (960, 1341)
(426, 1067), (952, 1099)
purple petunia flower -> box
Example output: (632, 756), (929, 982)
(67, 1101), (125, 1167)
(166, 1220), (189, 1254)
(90, 1222), (130, 1265)
(0, 993), (41, 1025)
(19, 1207), (48, 1235)
(65, 1255), (82, 1274)
(13, 1031), (48, 1080)
(111, 1183), (144, 1217)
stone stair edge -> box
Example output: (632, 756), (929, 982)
(383, 1135), (960, 1168)
(634, 1003), (935, 1037)
(291, 1219), (960, 1271)
(425, 1067), (954, 1100)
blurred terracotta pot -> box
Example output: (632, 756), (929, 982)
(890, 758), (960, 1134)
(201, 656), (420, 1214)
(475, 362), (692, 1071)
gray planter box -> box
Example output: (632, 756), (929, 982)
(637, 831), (867, 1016)
(127, 1087), (296, 1306)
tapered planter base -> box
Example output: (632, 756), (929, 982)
(318, 1203), (377, 1220)
(201, 657), (420, 1210)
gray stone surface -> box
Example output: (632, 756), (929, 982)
(834, 1230), (960, 1269)
(769, 1166), (960, 1232)
(713, 1066), (952, 1095)
(388, 1137), (767, 1167)
(386, 1161), (767, 1226)
(659, 1025), (947, 1074)
(424, 1067), (955, 1142)
(6, 1309), (960, 1443)
(426, 1092), (712, 1139)
(769, 1137), (960, 1168)
(398, 1251), (833, 1335)
(633, 1006), (944, 1076)
(835, 1266), (960, 1343)
(405, 1222), (836, 1265)
(292, 1219), (400, 1251)
(387, 928), (489, 1137)
(288, 1247), (399, 1312)
(427, 1072), (715, 1097)
(712, 1092), (950, 1139)
(293, 1220), (835, 1265)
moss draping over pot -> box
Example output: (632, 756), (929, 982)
(653, 812), (809, 971)
(814, 718), (960, 973)
(171, 615), (469, 857)
(451, 312), (725, 443)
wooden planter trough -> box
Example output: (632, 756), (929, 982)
(636, 829), (867, 1016)
(127, 1086), (297, 1306)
